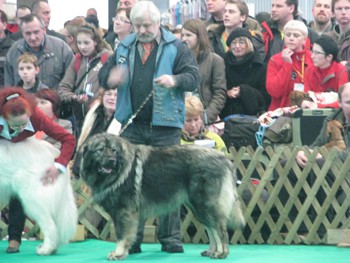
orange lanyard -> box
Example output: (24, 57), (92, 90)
(221, 31), (229, 52)
(292, 54), (305, 82)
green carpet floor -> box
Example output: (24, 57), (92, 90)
(0, 240), (349, 263)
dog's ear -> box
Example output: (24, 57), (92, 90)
(78, 143), (91, 180)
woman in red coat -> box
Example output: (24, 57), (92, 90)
(0, 87), (75, 253)
(266, 20), (313, 111)
(302, 35), (348, 109)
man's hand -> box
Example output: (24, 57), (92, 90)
(107, 65), (127, 88)
(154, 75), (176, 88)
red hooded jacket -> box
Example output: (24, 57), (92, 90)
(266, 48), (313, 111)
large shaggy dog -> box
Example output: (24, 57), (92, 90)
(0, 137), (77, 255)
(80, 133), (245, 260)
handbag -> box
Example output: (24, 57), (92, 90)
(264, 116), (292, 143)
(221, 114), (260, 150)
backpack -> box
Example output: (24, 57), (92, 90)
(221, 114), (260, 151)
(73, 52), (109, 73)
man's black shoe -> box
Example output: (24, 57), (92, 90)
(161, 244), (184, 253)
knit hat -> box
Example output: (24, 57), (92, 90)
(314, 35), (339, 61)
(226, 27), (252, 47)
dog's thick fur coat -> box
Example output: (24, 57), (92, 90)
(80, 133), (245, 260)
(325, 120), (346, 151)
(0, 138), (77, 255)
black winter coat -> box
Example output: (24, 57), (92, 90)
(220, 51), (269, 119)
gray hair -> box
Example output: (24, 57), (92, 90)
(20, 14), (45, 29)
(130, 1), (160, 24)
(284, 20), (308, 36)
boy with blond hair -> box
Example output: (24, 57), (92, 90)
(16, 52), (48, 93)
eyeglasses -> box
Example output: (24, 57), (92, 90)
(113, 16), (131, 24)
(230, 40), (247, 47)
(311, 49), (326, 55)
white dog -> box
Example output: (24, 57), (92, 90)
(0, 137), (77, 255)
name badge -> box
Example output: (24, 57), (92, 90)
(294, 83), (304, 92)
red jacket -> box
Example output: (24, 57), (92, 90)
(304, 61), (348, 93)
(0, 107), (75, 166)
(266, 49), (313, 111)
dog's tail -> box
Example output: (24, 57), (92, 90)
(229, 195), (246, 230)
(54, 171), (78, 245)
(227, 169), (246, 230)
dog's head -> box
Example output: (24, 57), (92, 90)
(289, 91), (312, 107)
(326, 120), (344, 139)
(325, 120), (346, 151)
(79, 133), (134, 191)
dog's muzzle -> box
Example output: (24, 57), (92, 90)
(98, 157), (117, 174)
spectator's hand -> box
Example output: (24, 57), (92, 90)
(301, 100), (317, 109)
(296, 150), (308, 168)
(107, 65), (127, 88)
(296, 149), (322, 168)
(154, 75), (176, 88)
(227, 87), (240, 98)
(281, 48), (294, 64)
(76, 93), (89, 103)
(41, 166), (60, 186)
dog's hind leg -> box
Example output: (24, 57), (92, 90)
(201, 228), (217, 257)
(19, 194), (59, 255)
(190, 205), (230, 259)
(201, 223), (229, 259)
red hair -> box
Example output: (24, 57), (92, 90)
(0, 87), (37, 119)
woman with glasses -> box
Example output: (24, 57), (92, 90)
(208, 0), (265, 60)
(301, 35), (348, 109)
(104, 7), (133, 50)
(181, 18), (226, 127)
(220, 27), (268, 119)
(0, 87), (75, 253)
(58, 23), (113, 136)
(266, 20), (313, 111)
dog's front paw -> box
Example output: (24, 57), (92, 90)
(201, 250), (228, 259)
(107, 251), (128, 260)
(36, 243), (57, 255)
(201, 250), (211, 257)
